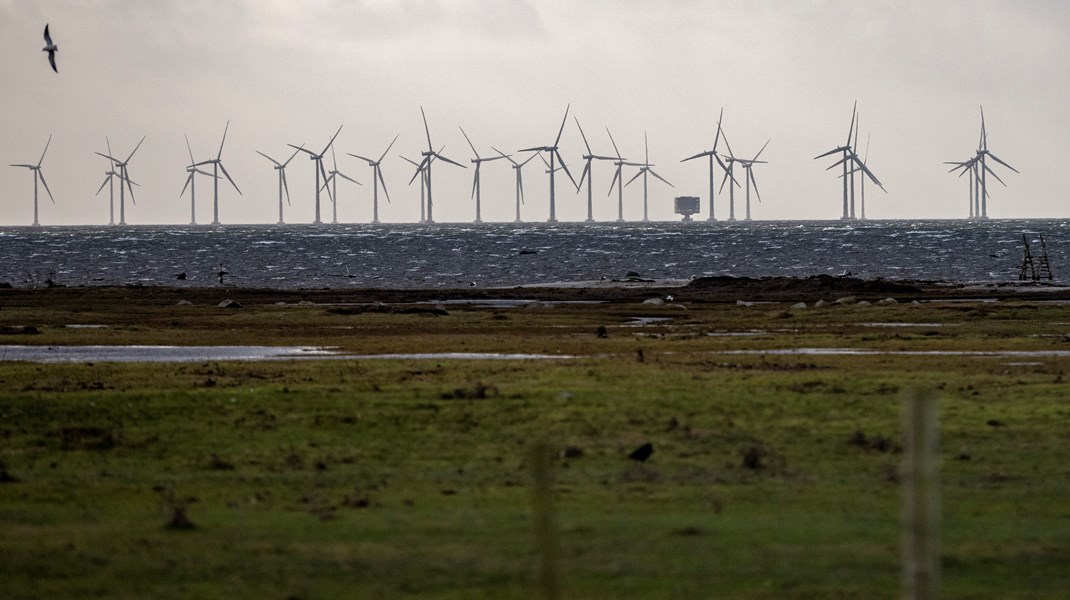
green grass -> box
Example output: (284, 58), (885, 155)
(2, 296), (1070, 598)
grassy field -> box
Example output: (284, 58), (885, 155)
(1, 288), (1069, 598)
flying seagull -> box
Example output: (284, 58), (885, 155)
(43, 24), (58, 73)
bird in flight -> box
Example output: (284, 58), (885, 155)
(43, 24), (58, 73)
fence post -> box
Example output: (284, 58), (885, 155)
(902, 390), (941, 600)
(529, 442), (560, 600)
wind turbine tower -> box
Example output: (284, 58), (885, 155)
(181, 135), (214, 225)
(681, 108), (730, 222)
(322, 146), (362, 224)
(413, 108), (464, 223)
(95, 136), (144, 226)
(520, 105), (577, 223)
(605, 128), (640, 222)
(256, 146), (303, 225)
(494, 147), (537, 223)
(191, 122), (242, 225)
(575, 117), (617, 222)
(460, 127), (508, 223)
(815, 102), (858, 220)
(348, 135), (398, 224)
(623, 132), (674, 222)
(9, 135), (55, 226)
(734, 140), (770, 221)
(290, 125), (343, 225)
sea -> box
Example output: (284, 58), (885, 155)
(0, 220), (1066, 289)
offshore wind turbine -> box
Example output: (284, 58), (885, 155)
(823, 113), (886, 218)
(718, 132), (742, 221)
(95, 161), (138, 226)
(289, 125), (343, 225)
(413, 108), (465, 223)
(733, 139), (770, 221)
(815, 102), (858, 220)
(95, 136), (144, 226)
(180, 135), (214, 225)
(191, 121), (241, 225)
(9, 135), (55, 226)
(954, 107), (1018, 219)
(605, 128), (642, 222)
(402, 144), (445, 223)
(256, 145), (303, 225)
(945, 156), (981, 218)
(681, 108), (731, 221)
(623, 132), (674, 222)
(348, 134), (398, 224)
(322, 145), (362, 224)
(519, 105), (577, 223)
(494, 146), (537, 223)
(460, 127), (508, 223)
(574, 117), (618, 222)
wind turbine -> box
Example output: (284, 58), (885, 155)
(348, 134), (398, 224)
(321, 145), (362, 224)
(519, 105), (577, 223)
(412, 108), (465, 224)
(93, 138), (135, 226)
(945, 156), (981, 219)
(718, 132), (743, 221)
(815, 102), (858, 220)
(623, 132), (674, 222)
(459, 127), (508, 223)
(969, 107), (1018, 219)
(574, 117), (618, 222)
(289, 125), (343, 225)
(605, 127), (642, 222)
(10, 135), (55, 226)
(402, 143), (445, 223)
(494, 146), (537, 223)
(823, 113), (886, 217)
(180, 135), (214, 225)
(681, 108), (731, 222)
(256, 145), (303, 225)
(95, 136), (144, 226)
(733, 140), (770, 221)
(191, 121), (241, 225)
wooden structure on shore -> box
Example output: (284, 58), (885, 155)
(1019, 234), (1053, 281)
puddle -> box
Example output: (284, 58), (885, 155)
(65, 324), (109, 329)
(0, 346), (577, 364)
(705, 330), (768, 337)
(717, 348), (1070, 358)
(0, 345), (341, 364)
(623, 316), (674, 326)
(860, 323), (950, 328)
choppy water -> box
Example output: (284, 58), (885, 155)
(0, 220), (1066, 289)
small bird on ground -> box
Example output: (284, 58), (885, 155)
(628, 442), (654, 463)
(43, 24), (58, 73)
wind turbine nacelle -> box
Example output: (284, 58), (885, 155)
(674, 196), (701, 220)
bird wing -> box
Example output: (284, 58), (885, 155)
(48, 51), (57, 73)
(44, 24), (53, 46)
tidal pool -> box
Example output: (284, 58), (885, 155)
(0, 346), (577, 364)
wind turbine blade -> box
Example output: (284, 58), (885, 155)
(649, 169), (673, 188)
(377, 134), (399, 164)
(644, 131), (649, 164)
(624, 169), (643, 188)
(257, 151), (282, 167)
(719, 169), (731, 193)
(282, 170), (292, 205)
(459, 126), (479, 158)
(750, 169), (761, 202)
(217, 120), (229, 160)
(518, 170), (525, 202)
(814, 146), (847, 160)
(420, 106), (432, 151)
(181, 172), (193, 197)
(106, 137), (113, 159)
(288, 144), (316, 157)
(681, 150), (710, 162)
(858, 161), (886, 191)
(378, 168), (391, 203)
(125, 136), (146, 163)
(125, 170), (137, 204)
(38, 171), (55, 204)
(338, 172), (362, 185)
(578, 162), (590, 188)
(752, 139), (771, 162)
(492, 146), (518, 166)
(435, 153), (466, 169)
(846, 100), (857, 147)
(607, 168), (620, 196)
(720, 129), (735, 159)
(219, 163), (242, 195)
(10, 164), (35, 168)
(986, 152), (1019, 174)
(556, 151), (578, 188)
(824, 155), (852, 171)
(554, 104), (570, 147)
(979, 105), (987, 151)
(186, 134), (197, 165)
(471, 168), (478, 199)
(96, 175), (111, 196)
(37, 134), (52, 167)
(518, 146), (544, 153)
(284, 145), (304, 166)
(519, 152), (539, 167)
(399, 156), (419, 167)
(984, 163), (1008, 187)
(330, 144), (338, 171)
(606, 127), (622, 159)
(713, 107), (724, 151)
(574, 116), (592, 154)
(194, 169), (213, 177)
(323, 124), (343, 155)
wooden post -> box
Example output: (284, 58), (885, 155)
(902, 390), (940, 600)
(529, 442), (560, 600)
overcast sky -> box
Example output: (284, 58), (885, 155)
(2, 0), (1068, 225)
